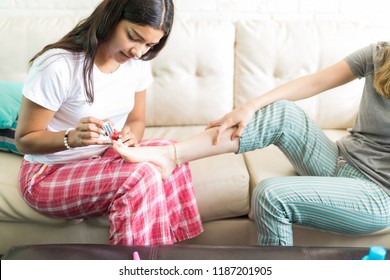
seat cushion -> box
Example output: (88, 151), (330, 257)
(0, 152), (78, 224)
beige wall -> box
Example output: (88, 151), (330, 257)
(1, 0), (390, 27)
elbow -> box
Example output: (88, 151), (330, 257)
(15, 140), (28, 155)
(15, 134), (30, 155)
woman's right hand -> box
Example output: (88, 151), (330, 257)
(206, 101), (257, 145)
(68, 117), (111, 148)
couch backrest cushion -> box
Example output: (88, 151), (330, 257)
(0, 16), (82, 82)
(146, 19), (236, 126)
(235, 20), (390, 129)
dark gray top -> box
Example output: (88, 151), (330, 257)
(337, 42), (390, 194)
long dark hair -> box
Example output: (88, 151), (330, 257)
(30, 0), (174, 103)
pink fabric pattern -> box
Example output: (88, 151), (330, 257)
(18, 138), (203, 245)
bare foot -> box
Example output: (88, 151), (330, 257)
(112, 141), (177, 179)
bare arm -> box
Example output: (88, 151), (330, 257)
(120, 90), (146, 147)
(248, 60), (357, 110)
(208, 60), (357, 144)
(16, 97), (64, 154)
(15, 97), (108, 154)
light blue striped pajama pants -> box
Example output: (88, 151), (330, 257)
(238, 100), (390, 246)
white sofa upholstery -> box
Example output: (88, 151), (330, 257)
(1, 15), (390, 255)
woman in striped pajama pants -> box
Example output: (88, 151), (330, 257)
(113, 42), (390, 246)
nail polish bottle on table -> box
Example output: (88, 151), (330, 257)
(361, 246), (387, 260)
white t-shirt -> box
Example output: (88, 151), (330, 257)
(23, 48), (153, 164)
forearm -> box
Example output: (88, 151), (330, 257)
(16, 130), (69, 154)
(248, 60), (355, 112)
(248, 74), (320, 112)
(123, 90), (146, 143)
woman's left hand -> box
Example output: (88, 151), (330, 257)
(206, 102), (256, 145)
(120, 127), (139, 147)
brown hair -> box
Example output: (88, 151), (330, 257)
(30, 0), (174, 103)
(373, 45), (390, 99)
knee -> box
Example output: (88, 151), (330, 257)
(271, 100), (302, 116)
(269, 100), (309, 134)
(252, 178), (281, 211)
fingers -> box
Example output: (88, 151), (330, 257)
(213, 121), (247, 145)
(206, 119), (221, 130)
(213, 122), (229, 145)
(77, 116), (106, 137)
(232, 123), (245, 140)
(122, 138), (136, 147)
(73, 117), (116, 147)
(120, 130), (137, 147)
(207, 113), (230, 130)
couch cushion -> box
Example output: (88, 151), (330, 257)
(190, 153), (249, 221)
(0, 16), (82, 81)
(0, 80), (23, 129)
(146, 19), (235, 126)
(0, 121), (23, 155)
(0, 152), (79, 224)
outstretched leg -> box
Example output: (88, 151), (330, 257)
(113, 100), (337, 178)
(113, 127), (239, 179)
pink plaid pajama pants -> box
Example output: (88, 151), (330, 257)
(18, 138), (203, 245)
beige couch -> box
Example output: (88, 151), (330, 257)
(1, 15), (390, 255)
